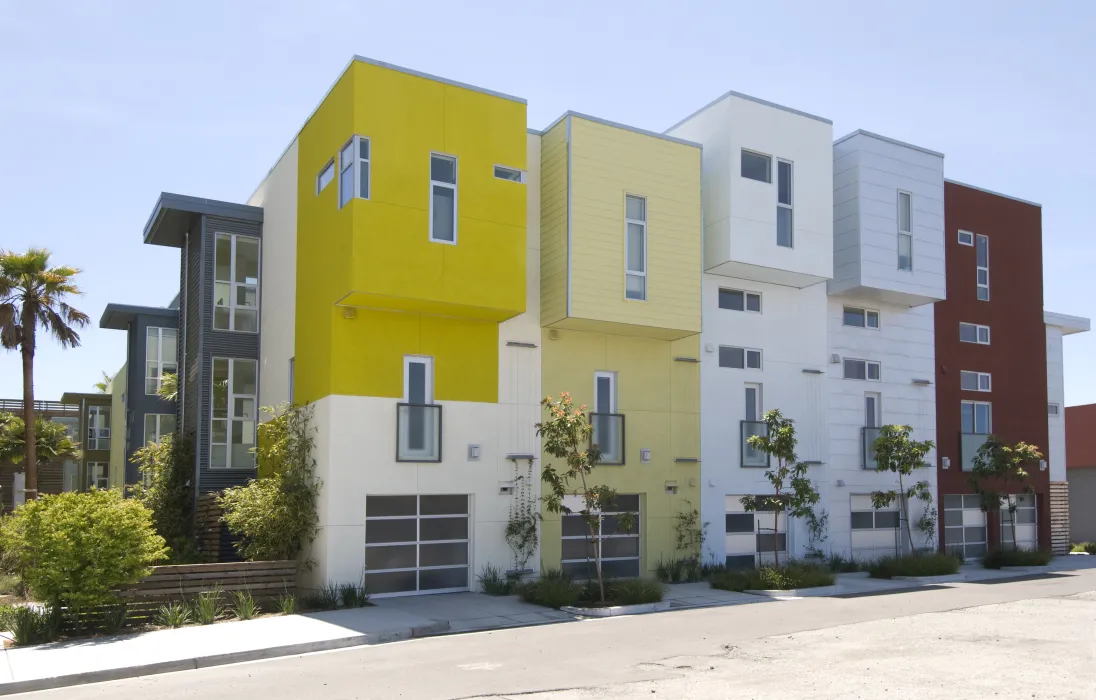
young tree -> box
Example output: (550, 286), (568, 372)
(0, 248), (89, 499)
(156, 372), (179, 402)
(0, 411), (81, 468)
(538, 393), (634, 603)
(739, 409), (820, 569)
(969, 436), (1042, 551)
(93, 370), (114, 393)
(869, 425), (936, 554)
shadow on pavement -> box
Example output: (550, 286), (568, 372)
(830, 585), (950, 599)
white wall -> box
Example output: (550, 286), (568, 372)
(825, 296), (938, 557)
(1047, 324), (1066, 481)
(249, 139), (298, 408)
(699, 274), (829, 563)
(830, 132), (945, 306)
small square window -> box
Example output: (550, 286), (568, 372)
(1048, 403), (1060, 416)
(958, 230), (974, 246)
(866, 311), (879, 328)
(741, 150), (772, 183)
(746, 350), (762, 369)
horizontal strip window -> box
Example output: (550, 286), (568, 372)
(719, 346), (762, 370)
(843, 307), (879, 329)
(843, 358), (880, 381)
(719, 288), (761, 313)
(959, 322), (990, 345)
(960, 371), (991, 392)
(493, 165), (525, 183)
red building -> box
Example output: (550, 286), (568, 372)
(935, 180), (1049, 556)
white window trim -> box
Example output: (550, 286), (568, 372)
(403, 355), (435, 404)
(145, 326), (178, 395)
(960, 370), (992, 393)
(962, 400), (993, 434)
(843, 306), (880, 330)
(777, 159), (793, 248)
(624, 194), (647, 302)
(741, 149), (772, 183)
(594, 371), (618, 413)
(493, 165), (526, 183)
(976, 234), (990, 301)
(719, 346), (763, 370)
(843, 358), (881, 381)
(210, 358), (258, 470)
(144, 413), (175, 445)
(87, 461), (109, 489)
(897, 191), (913, 271)
(958, 229), (974, 246)
(87, 405), (111, 450)
(745, 383), (763, 422)
(213, 233), (261, 334)
(719, 288), (762, 313)
(316, 158), (335, 195)
(338, 135), (370, 207)
(865, 392), (882, 428)
(429, 152), (458, 245)
(959, 322), (991, 345)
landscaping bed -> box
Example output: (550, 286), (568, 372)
(981, 548), (1053, 570)
(516, 570), (665, 610)
(709, 561), (835, 593)
(867, 553), (961, 580)
(1070, 542), (1096, 555)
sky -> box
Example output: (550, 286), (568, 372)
(1, 0), (1094, 405)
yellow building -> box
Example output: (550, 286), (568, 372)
(536, 113), (703, 577)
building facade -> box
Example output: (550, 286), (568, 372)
(1066, 403), (1096, 543)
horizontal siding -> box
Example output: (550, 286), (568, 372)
(539, 122), (568, 325)
(567, 118), (701, 333)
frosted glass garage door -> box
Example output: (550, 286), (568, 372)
(364, 495), (469, 596)
(850, 494), (899, 561)
(943, 494), (987, 560)
(1000, 494), (1037, 551)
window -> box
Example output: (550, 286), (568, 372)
(1049, 403), (1060, 416)
(338, 135), (370, 207)
(777, 160), (793, 248)
(958, 230), (974, 246)
(961, 401), (992, 434)
(943, 494), (987, 559)
(959, 322), (990, 345)
(897, 191), (913, 271)
(719, 346), (762, 370)
(960, 371), (992, 392)
(561, 494), (640, 579)
(593, 371), (623, 464)
(145, 327), (178, 394)
(430, 154), (457, 244)
(741, 150), (771, 183)
(87, 405), (110, 450)
(843, 307), (879, 329)
(213, 233), (260, 332)
(144, 413), (176, 445)
(719, 288), (761, 313)
(211, 358), (257, 469)
(398, 356), (440, 462)
(316, 159), (335, 194)
(865, 393), (881, 428)
(851, 494), (900, 561)
(742, 384), (765, 467)
(1000, 494), (1037, 550)
(843, 359), (880, 381)
(624, 195), (647, 301)
(976, 234), (989, 301)
(745, 384), (762, 423)
(493, 165), (525, 183)
(87, 462), (109, 490)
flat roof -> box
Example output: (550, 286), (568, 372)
(539, 111), (703, 149)
(944, 179), (1041, 208)
(143, 192), (263, 248)
(665, 88), (832, 135)
(1045, 310), (1090, 335)
(833, 129), (944, 158)
(100, 303), (178, 330)
(60, 392), (111, 405)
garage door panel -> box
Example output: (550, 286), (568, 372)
(421, 517), (468, 541)
(366, 495), (417, 516)
(421, 495), (469, 516)
(364, 570), (417, 594)
(365, 519), (417, 544)
(420, 542), (468, 567)
(420, 567), (468, 590)
(365, 544), (417, 570)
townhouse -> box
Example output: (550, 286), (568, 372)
(90, 55), (1089, 592)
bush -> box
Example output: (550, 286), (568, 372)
(338, 582), (371, 608)
(192, 586), (224, 625)
(1071, 542), (1096, 554)
(11, 605), (62, 645)
(302, 582), (340, 611)
(982, 548), (1053, 569)
(0, 490), (167, 608)
(477, 564), (514, 596)
(825, 553), (865, 573)
(102, 603), (128, 634)
(276, 593), (296, 615)
(155, 601), (191, 628)
(610, 578), (665, 605)
(517, 569), (582, 609)
(710, 561), (834, 592)
(230, 590), (257, 620)
(868, 552), (961, 579)
(129, 433), (199, 564)
(655, 557), (702, 584)
(0, 603), (16, 632)
(219, 404), (321, 564)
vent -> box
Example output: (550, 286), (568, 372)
(1048, 403), (1060, 416)
(506, 341), (537, 348)
(673, 356), (700, 363)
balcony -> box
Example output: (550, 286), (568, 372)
(397, 404), (442, 463)
(960, 433), (990, 472)
(590, 413), (625, 465)
(862, 427), (882, 470)
(741, 421), (769, 468)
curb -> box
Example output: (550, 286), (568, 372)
(560, 601), (670, 618)
(0, 621), (450, 696)
(742, 586), (839, 598)
(891, 574), (965, 583)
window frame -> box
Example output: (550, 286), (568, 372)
(958, 229), (974, 247)
(960, 370), (992, 393)
(740, 149), (772, 183)
(87, 461), (109, 490)
(210, 357), (259, 470)
(744, 383), (763, 423)
(961, 400), (993, 434)
(959, 322), (991, 345)
(718, 288), (761, 313)
(338, 135), (370, 207)
(87, 405), (111, 451)
(897, 190), (913, 271)
(1048, 403), (1060, 416)
(213, 232), (261, 333)
(865, 392), (882, 428)
(976, 234), (990, 301)
(429, 152), (458, 245)
(719, 345), (762, 370)
(143, 413), (176, 446)
(776, 159), (793, 248)
(843, 306), (880, 329)
(493, 165), (525, 183)
(404, 355), (435, 405)
(624, 194), (647, 301)
(145, 326), (178, 395)
(316, 158), (335, 195)
(843, 358), (881, 381)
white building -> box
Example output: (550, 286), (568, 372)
(1044, 310), (1089, 552)
(667, 92), (833, 567)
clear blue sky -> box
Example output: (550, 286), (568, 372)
(2, 0), (1094, 404)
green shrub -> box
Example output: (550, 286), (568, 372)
(11, 605), (61, 645)
(982, 548), (1053, 569)
(517, 570), (581, 609)
(302, 582), (340, 611)
(276, 593), (296, 615)
(102, 603), (128, 634)
(218, 404), (321, 564)
(192, 586), (224, 625)
(709, 570), (754, 592)
(477, 564), (513, 596)
(655, 557), (703, 584)
(868, 552), (961, 579)
(826, 553), (865, 573)
(230, 590), (258, 620)
(0, 573), (22, 597)
(129, 433), (199, 564)
(338, 582), (371, 608)
(0, 490), (167, 608)
(610, 578), (665, 605)
(0, 603), (16, 632)
(155, 602), (191, 628)
(1071, 542), (1096, 554)
(709, 561), (834, 591)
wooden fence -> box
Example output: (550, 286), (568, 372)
(1050, 481), (1070, 554)
(117, 560), (296, 603)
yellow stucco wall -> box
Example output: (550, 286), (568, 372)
(539, 121), (568, 326)
(108, 364), (127, 489)
(294, 60), (527, 404)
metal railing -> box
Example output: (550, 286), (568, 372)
(396, 403), (442, 463)
(960, 432), (990, 471)
(741, 421), (769, 468)
(590, 413), (625, 465)
(0, 399), (80, 415)
(862, 426), (882, 469)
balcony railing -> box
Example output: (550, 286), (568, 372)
(862, 427), (882, 470)
(397, 403), (442, 463)
(741, 421), (769, 468)
(960, 433), (990, 472)
(590, 413), (625, 465)
(0, 399), (80, 415)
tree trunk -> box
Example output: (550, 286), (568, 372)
(898, 473), (914, 554)
(772, 507), (780, 569)
(590, 522), (605, 603)
(21, 306), (37, 501)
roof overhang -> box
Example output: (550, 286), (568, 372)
(143, 192), (263, 248)
(1045, 310), (1090, 335)
(99, 303), (178, 330)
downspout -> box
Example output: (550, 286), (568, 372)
(180, 231), (188, 432)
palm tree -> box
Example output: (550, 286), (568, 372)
(0, 249), (89, 499)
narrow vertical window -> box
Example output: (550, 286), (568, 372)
(777, 160), (793, 248)
(87, 406), (111, 450)
(339, 139), (354, 208)
(593, 371), (622, 464)
(745, 383), (762, 422)
(213, 233), (260, 332)
(430, 154), (457, 243)
(145, 327), (178, 394)
(210, 358), (257, 469)
(976, 234), (990, 300)
(316, 159), (335, 194)
(865, 393), (881, 428)
(398, 356), (439, 462)
(898, 191), (913, 271)
(625, 195), (647, 300)
(337, 136), (370, 206)
(357, 137), (370, 199)
(144, 414), (176, 445)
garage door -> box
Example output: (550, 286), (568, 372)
(364, 495), (470, 596)
(850, 494), (900, 561)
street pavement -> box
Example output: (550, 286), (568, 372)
(17, 567), (1096, 699)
